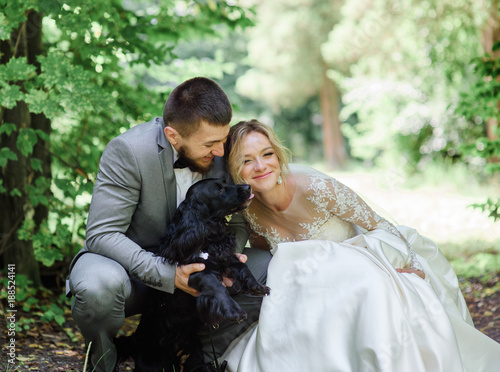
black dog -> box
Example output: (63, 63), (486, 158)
(116, 178), (270, 372)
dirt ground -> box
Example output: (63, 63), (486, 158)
(0, 279), (498, 372)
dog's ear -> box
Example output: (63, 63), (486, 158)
(162, 197), (209, 264)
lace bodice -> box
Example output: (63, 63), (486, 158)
(245, 166), (422, 271)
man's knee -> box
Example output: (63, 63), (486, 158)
(70, 254), (131, 322)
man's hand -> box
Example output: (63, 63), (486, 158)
(175, 263), (205, 296)
(396, 268), (425, 279)
(175, 254), (248, 295)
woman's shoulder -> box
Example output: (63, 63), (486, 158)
(288, 164), (335, 188)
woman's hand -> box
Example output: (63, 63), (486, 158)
(234, 253), (248, 263)
(396, 268), (425, 279)
(221, 253), (248, 287)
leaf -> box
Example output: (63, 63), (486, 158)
(0, 0), (36, 40)
(18, 219), (35, 241)
(0, 123), (17, 136)
(42, 309), (55, 322)
(55, 314), (66, 326)
(10, 188), (22, 197)
(34, 129), (50, 141)
(28, 193), (41, 207)
(0, 56), (37, 82)
(33, 243), (64, 267)
(17, 355), (38, 362)
(30, 158), (43, 172)
(0, 83), (25, 108)
(16, 128), (39, 157)
(26, 176), (50, 207)
(0, 13), (11, 40)
(0, 147), (18, 166)
(37, 53), (72, 89)
(35, 0), (64, 15)
(24, 88), (63, 119)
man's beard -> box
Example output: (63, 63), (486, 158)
(177, 146), (214, 175)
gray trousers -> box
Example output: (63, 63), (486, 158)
(68, 248), (272, 372)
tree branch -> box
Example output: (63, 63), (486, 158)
(12, 21), (27, 59)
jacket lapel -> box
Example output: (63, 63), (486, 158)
(156, 118), (177, 221)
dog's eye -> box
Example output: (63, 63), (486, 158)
(218, 188), (224, 195)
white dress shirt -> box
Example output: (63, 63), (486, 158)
(172, 148), (202, 207)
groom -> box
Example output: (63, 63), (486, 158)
(67, 77), (272, 372)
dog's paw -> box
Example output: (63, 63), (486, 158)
(197, 295), (247, 325)
(222, 305), (248, 323)
(248, 285), (271, 297)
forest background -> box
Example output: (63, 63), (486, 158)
(1, 0), (499, 370)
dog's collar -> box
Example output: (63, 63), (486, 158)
(199, 251), (209, 260)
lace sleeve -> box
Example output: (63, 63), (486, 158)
(309, 175), (423, 271)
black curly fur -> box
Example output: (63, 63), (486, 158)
(115, 178), (270, 372)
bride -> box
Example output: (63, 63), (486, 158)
(219, 119), (500, 372)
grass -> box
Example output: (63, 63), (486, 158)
(440, 239), (500, 278)
(83, 342), (91, 372)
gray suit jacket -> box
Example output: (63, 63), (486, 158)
(71, 117), (249, 293)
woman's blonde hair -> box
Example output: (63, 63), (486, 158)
(225, 120), (292, 184)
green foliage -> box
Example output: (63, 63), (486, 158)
(455, 44), (500, 129)
(455, 32), (500, 222)
(236, 0), (342, 108)
(0, 271), (70, 333)
(459, 134), (500, 173)
(325, 0), (487, 170)
(39, 302), (66, 326)
(237, 0), (493, 169)
(451, 253), (500, 281)
(0, 147), (18, 166)
(18, 218), (69, 266)
(15, 128), (38, 157)
(470, 198), (500, 222)
(0, 58), (37, 107)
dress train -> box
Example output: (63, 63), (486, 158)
(222, 227), (500, 372)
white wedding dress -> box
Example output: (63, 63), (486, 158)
(222, 165), (500, 372)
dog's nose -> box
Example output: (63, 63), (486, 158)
(238, 184), (252, 196)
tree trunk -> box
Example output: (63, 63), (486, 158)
(481, 0), (500, 142)
(0, 102), (40, 286)
(319, 71), (346, 169)
(0, 10), (48, 286)
(27, 10), (52, 231)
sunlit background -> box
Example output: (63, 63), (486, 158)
(118, 0), (500, 271)
(1, 1), (499, 366)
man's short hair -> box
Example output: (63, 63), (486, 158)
(163, 77), (232, 137)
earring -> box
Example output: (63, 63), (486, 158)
(277, 175), (283, 185)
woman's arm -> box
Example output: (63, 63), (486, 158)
(320, 176), (424, 274)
